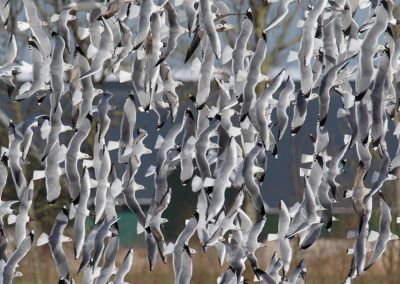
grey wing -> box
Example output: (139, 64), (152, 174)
(97, 236), (119, 283)
(145, 228), (158, 271)
(51, 243), (70, 279)
(299, 223), (323, 250)
(114, 248), (134, 284)
(4, 34), (17, 65)
(200, 0), (221, 59)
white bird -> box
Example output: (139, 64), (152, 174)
(14, 181), (33, 248)
(2, 231), (34, 284)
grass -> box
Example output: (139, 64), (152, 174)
(8, 230), (400, 284)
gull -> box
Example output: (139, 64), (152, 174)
(180, 108), (196, 184)
(312, 47), (324, 88)
(177, 245), (195, 283)
(349, 161), (369, 223)
(354, 210), (372, 276)
(66, 113), (92, 202)
(204, 208), (240, 251)
(243, 142), (266, 215)
(287, 259), (306, 284)
(151, 89), (170, 130)
(119, 92), (136, 162)
(277, 76), (295, 140)
(299, 222), (324, 250)
(147, 189), (172, 264)
(184, 29), (205, 63)
(48, 207), (70, 279)
(131, 53), (150, 111)
(144, 13), (162, 99)
(370, 46), (391, 146)
(73, 167), (90, 259)
(286, 177), (324, 239)
(263, 0), (297, 33)
(355, 96), (371, 145)
(31, 140), (61, 202)
(8, 120), (26, 198)
(277, 200), (292, 275)
(14, 181), (33, 248)
(363, 143), (396, 204)
(207, 136), (237, 221)
(267, 258), (284, 283)
(74, 45), (103, 128)
(156, 2), (188, 66)
(160, 62), (183, 96)
(120, 128), (152, 165)
(160, 64), (181, 123)
(321, 15), (337, 72)
(364, 193), (399, 271)
(173, 212), (199, 283)
(0, 0), (9, 27)
(2, 230), (34, 284)
(77, 219), (106, 274)
(92, 217), (119, 271)
(14, 37), (50, 102)
(110, 20), (133, 73)
(113, 248), (134, 284)
(240, 31), (267, 121)
(335, 84), (358, 148)
(183, 0), (198, 37)
(195, 39), (214, 109)
(298, 0), (327, 97)
(356, 2), (388, 101)
(195, 116), (221, 181)
(245, 216), (267, 270)
(325, 141), (349, 200)
(22, 0), (51, 56)
(317, 179), (337, 232)
(318, 54), (356, 127)
(231, 9), (253, 95)
(145, 227), (158, 271)
(21, 115), (48, 161)
(2, 33), (17, 67)
(51, 9), (76, 53)
(197, 105), (210, 137)
(133, 0), (166, 49)
(97, 91), (114, 142)
(94, 145), (111, 223)
(96, 232), (119, 284)
(199, 0), (221, 59)
(195, 189), (210, 248)
(50, 33), (66, 111)
(155, 119), (183, 173)
(41, 103), (73, 162)
(44, 141), (63, 204)
(105, 165), (118, 221)
(80, 18), (114, 79)
(255, 68), (285, 151)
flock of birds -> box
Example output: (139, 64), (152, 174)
(0, 0), (399, 283)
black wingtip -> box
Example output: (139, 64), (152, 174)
(291, 126), (301, 135)
(74, 44), (86, 57)
(193, 210), (200, 221)
(355, 90), (366, 102)
(245, 8), (253, 22)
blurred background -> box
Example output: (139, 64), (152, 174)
(1, 0), (400, 283)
